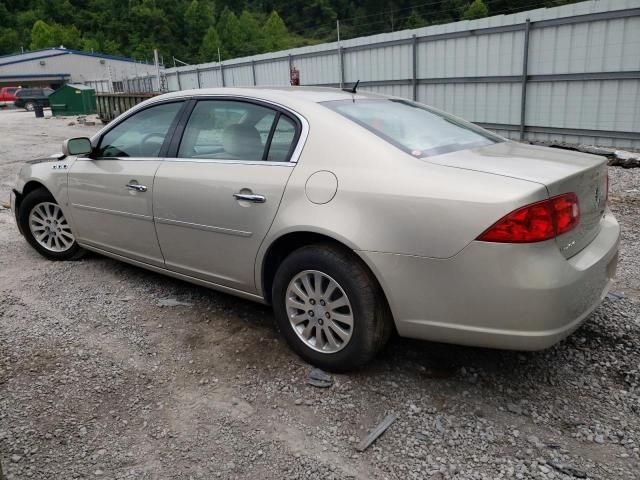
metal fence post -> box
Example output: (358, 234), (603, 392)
(339, 47), (345, 88)
(412, 34), (418, 101)
(519, 19), (531, 141)
(196, 67), (201, 88)
(220, 62), (225, 87)
(251, 60), (257, 86)
(176, 70), (182, 90)
(288, 54), (293, 85)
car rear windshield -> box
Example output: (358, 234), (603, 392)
(323, 98), (502, 158)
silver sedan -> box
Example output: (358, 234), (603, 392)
(10, 87), (620, 371)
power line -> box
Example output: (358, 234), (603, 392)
(286, 0), (550, 40)
(337, 0), (548, 40)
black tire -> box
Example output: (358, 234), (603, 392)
(24, 101), (35, 111)
(272, 243), (392, 372)
(18, 189), (84, 261)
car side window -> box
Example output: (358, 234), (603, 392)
(97, 102), (183, 158)
(178, 100), (279, 161)
(267, 115), (297, 162)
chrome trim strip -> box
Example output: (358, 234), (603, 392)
(71, 203), (152, 221)
(164, 158), (295, 166)
(154, 217), (252, 237)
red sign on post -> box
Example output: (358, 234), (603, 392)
(290, 66), (300, 86)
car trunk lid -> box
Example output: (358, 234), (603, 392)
(427, 141), (608, 258)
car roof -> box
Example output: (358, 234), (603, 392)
(156, 86), (387, 105)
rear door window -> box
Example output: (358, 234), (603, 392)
(178, 100), (280, 161)
(266, 116), (297, 162)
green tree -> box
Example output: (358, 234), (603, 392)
(217, 7), (242, 58)
(301, 0), (336, 37)
(129, 0), (175, 60)
(544, 0), (575, 5)
(462, 0), (489, 20)
(184, 0), (215, 61)
(55, 24), (82, 49)
(30, 20), (55, 49)
(262, 10), (291, 52)
(404, 9), (426, 29)
(0, 28), (20, 54)
(82, 37), (100, 52)
(103, 39), (121, 56)
(237, 10), (264, 56)
(199, 25), (221, 61)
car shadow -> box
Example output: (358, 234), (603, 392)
(83, 252), (596, 388)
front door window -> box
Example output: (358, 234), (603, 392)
(97, 102), (183, 158)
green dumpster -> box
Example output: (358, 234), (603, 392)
(50, 84), (97, 116)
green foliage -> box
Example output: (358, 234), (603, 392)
(184, 0), (215, 61)
(404, 9), (426, 29)
(462, 0), (489, 20)
(216, 7), (242, 58)
(199, 25), (221, 62)
(263, 10), (292, 52)
(0, 27), (19, 53)
(238, 10), (264, 57)
(0, 0), (582, 60)
(29, 19), (54, 49)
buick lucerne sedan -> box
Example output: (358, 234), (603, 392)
(10, 87), (620, 371)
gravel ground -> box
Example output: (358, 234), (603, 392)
(0, 109), (639, 479)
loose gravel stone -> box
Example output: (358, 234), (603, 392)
(0, 111), (639, 479)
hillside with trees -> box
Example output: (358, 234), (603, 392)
(0, 0), (580, 64)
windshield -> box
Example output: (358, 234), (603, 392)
(323, 99), (502, 158)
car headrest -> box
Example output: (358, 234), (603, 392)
(222, 124), (263, 160)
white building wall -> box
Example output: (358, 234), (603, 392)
(0, 49), (157, 83)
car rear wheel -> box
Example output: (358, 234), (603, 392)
(24, 101), (35, 111)
(18, 189), (84, 260)
(272, 244), (392, 371)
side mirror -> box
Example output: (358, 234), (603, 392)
(62, 137), (92, 156)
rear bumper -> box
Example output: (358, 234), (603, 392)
(358, 210), (620, 351)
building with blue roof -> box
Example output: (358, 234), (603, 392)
(0, 47), (159, 91)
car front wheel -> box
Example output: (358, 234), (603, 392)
(272, 244), (391, 371)
(18, 189), (84, 260)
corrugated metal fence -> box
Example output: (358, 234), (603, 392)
(160, 0), (640, 149)
(86, 75), (158, 94)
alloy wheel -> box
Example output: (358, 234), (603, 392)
(28, 202), (75, 253)
(285, 270), (354, 353)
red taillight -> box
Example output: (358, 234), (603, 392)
(477, 193), (580, 243)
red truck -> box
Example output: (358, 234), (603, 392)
(0, 86), (20, 107)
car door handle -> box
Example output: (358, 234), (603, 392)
(126, 182), (148, 192)
(233, 192), (266, 203)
